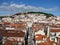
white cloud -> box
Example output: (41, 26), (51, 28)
(10, 4), (25, 8)
(0, 3), (58, 13)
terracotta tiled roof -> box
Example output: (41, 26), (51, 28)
(4, 22), (11, 25)
(3, 38), (23, 45)
(12, 22), (27, 30)
(58, 37), (60, 39)
(38, 42), (48, 45)
(32, 22), (46, 32)
(50, 29), (60, 32)
(3, 40), (17, 45)
(37, 40), (59, 45)
(35, 34), (44, 41)
(2, 30), (25, 37)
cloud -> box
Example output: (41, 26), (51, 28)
(0, 3), (58, 14)
(10, 4), (25, 8)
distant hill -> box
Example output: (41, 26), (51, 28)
(0, 12), (56, 18)
(13, 12), (56, 18)
(0, 16), (5, 18)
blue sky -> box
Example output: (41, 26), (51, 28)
(0, 0), (60, 16)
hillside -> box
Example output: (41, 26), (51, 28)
(0, 12), (56, 18)
(13, 12), (56, 18)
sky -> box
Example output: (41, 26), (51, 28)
(0, 0), (60, 16)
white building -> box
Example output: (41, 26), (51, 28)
(50, 27), (60, 43)
(2, 17), (12, 22)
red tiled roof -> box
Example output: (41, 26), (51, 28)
(4, 22), (11, 25)
(2, 30), (25, 37)
(37, 41), (59, 45)
(3, 39), (23, 45)
(36, 35), (60, 45)
(32, 22), (46, 32)
(35, 34), (44, 40)
(3, 40), (17, 45)
(58, 37), (60, 39)
(50, 29), (60, 32)
(12, 22), (27, 29)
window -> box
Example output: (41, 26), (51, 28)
(51, 38), (55, 41)
(50, 33), (56, 37)
(59, 35), (60, 36)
